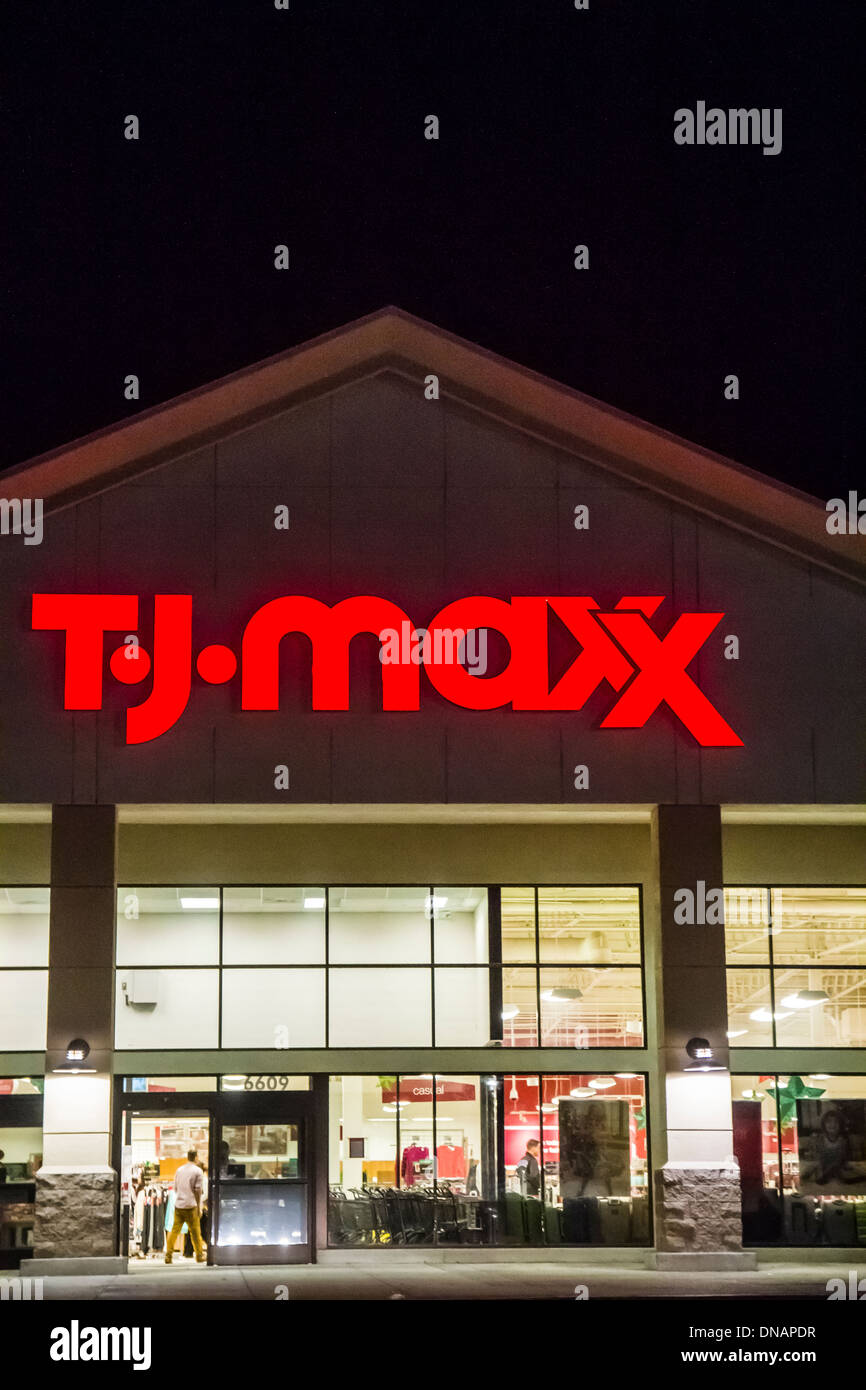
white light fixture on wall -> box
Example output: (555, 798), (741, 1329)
(52, 1038), (97, 1074)
(684, 1037), (726, 1072)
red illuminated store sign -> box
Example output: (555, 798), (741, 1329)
(381, 1079), (476, 1103)
(31, 592), (743, 747)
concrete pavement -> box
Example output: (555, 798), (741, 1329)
(16, 1258), (863, 1300)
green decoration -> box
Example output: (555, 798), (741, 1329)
(771, 1074), (825, 1127)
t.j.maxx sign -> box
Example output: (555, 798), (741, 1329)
(30, 591), (743, 747)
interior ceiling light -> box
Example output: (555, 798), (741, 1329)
(303, 895), (325, 910)
(749, 1007), (793, 1022)
(614, 1072), (638, 1079)
(501, 1006), (519, 1020)
(588, 1077), (616, 1089)
(809, 1073), (832, 1080)
(569, 1087), (595, 1098)
(180, 896), (219, 910)
(726, 1029), (748, 1039)
(780, 989), (830, 1009)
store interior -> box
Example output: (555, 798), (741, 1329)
(732, 1072), (866, 1246)
(328, 1072), (649, 1246)
(123, 1112), (211, 1262)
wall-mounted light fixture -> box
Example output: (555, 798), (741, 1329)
(684, 1036), (726, 1072)
(52, 1038), (97, 1074)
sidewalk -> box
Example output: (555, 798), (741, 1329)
(16, 1258), (861, 1300)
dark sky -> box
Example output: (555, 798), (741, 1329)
(3, 0), (862, 497)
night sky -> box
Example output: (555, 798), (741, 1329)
(3, 1), (861, 498)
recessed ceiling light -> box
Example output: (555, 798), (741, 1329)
(501, 1006), (519, 1020)
(303, 896), (325, 910)
(588, 1078), (616, 1089)
(180, 897), (219, 910)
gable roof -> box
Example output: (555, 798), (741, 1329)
(3, 306), (863, 583)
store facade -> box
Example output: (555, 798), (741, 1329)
(0, 308), (864, 1270)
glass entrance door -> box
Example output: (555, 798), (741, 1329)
(212, 1094), (311, 1264)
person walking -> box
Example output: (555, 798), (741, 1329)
(164, 1148), (206, 1263)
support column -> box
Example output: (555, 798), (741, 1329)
(33, 805), (119, 1267)
(651, 805), (749, 1267)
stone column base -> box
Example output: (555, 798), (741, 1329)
(654, 1160), (743, 1254)
(34, 1165), (118, 1259)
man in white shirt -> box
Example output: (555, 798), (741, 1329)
(164, 1148), (206, 1263)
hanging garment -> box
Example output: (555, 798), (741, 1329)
(436, 1144), (465, 1180)
(151, 1190), (165, 1252)
(398, 1145), (429, 1187)
(133, 1188), (146, 1247)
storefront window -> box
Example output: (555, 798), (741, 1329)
(115, 968), (219, 1048)
(725, 969), (775, 1046)
(221, 968), (325, 1047)
(0, 972), (48, 1051)
(116, 887), (220, 965)
(502, 968), (538, 1046)
(0, 1077), (43, 1268)
(327, 1073), (648, 1247)
(328, 1074), (497, 1247)
(537, 887), (642, 964)
(433, 887), (488, 964)
(0, 889), (49, 1052)
(724, 888), (771, 963)
(539, 967), (644, 1047)
(732, 1072), (866, 1246)
(0, 888), (49, 965)
(0, 1078), (43, 1095)
(725, 888), (866, 1048)
(537, 1074), (649, 1244)
(501, 889), (536, 962)
(328, 968), (432, 1047)
(221, 1123), (299, 1179)
(328, 886), (430, 964)
(500, 888), (644, 1049)
(434, 968), (489, 1045)
(114, 883), (645, 1050)
(222, 887), (325, 964)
